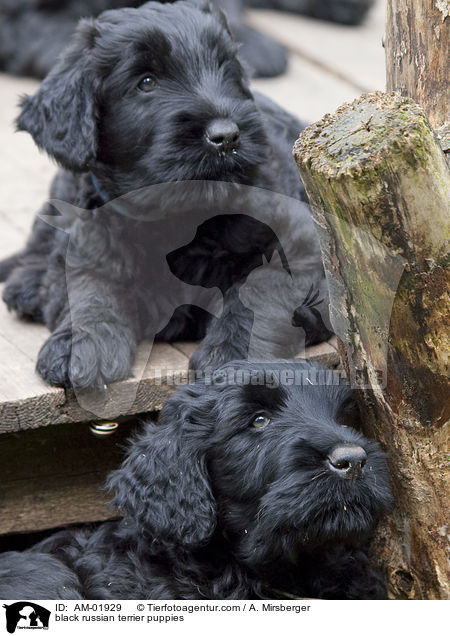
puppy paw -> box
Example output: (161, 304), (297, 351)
(37, 330), (72, 387)
(2, 265), (45, 320)
(37, 324), (134, 389)
(69, 327), (134, 390)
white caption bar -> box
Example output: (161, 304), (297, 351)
(2, 599), (446, 636)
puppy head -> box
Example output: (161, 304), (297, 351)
(17, 1), (266, 191)
(109, 360), (392, 560)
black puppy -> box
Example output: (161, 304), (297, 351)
(0, 0), (288, 78)
(0, 361), (392, 600)
(0, 0), (330, 390)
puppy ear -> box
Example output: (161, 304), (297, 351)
(108, 385), (217, 548)
(16, 18), (98, 172)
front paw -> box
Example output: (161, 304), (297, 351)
(37, 330), (72, 387)
(69, 326), (134, 390)
(37, 325), (134, 389)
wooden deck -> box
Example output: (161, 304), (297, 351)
(0, 3), (384, 533)
(0, 284), (340, 434)
(0, 311), (193, 434)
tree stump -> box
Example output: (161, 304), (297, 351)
(293, 91), (450, 599)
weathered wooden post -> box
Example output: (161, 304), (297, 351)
(385, 0), (449, 152)
(293, 96), (449, 597)
(292, 0), (449, 599)
(294, 91), (449, 598)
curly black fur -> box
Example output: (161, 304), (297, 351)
(0, 0), (331, 390)
(0, 360), (393, 600)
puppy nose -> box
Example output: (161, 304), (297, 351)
(327, 444), (367, 479)
(205, 119), (240, 150)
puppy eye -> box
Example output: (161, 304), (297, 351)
(252, 415), (271, 429)
(137, 76), (156, 93)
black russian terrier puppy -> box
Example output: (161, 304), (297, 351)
(0, 361), (393, 600)
(0, 0), (331, 391)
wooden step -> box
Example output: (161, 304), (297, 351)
(0, 294), (194, 433)
(0, 288), (339, 434)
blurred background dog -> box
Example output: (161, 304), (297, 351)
(0, 0), (376, 78)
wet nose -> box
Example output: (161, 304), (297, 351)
(327, 444), (367, 479)
(205, 119), (240, 151)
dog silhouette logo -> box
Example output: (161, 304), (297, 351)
(3, 603), (50, 633)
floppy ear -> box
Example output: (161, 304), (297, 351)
(16, 18), (98, 172)
(108, 384), (217, 548)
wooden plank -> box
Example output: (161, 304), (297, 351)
(1, 473), (119, 534)
(174, 339), (340, 367)
(247, 1), (386, 94)
(0, 283), (69, 432)
(0, 332), (64, 404)
(0, 342), (189, 433)
(0, 276), (342, 433)
(0, 282), (192, 432)
(0, 322), (342, 434)
(0, 418), (136, 534)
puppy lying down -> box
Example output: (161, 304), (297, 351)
(0, 361), (392, 600)
(0, 0), (331, 391)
